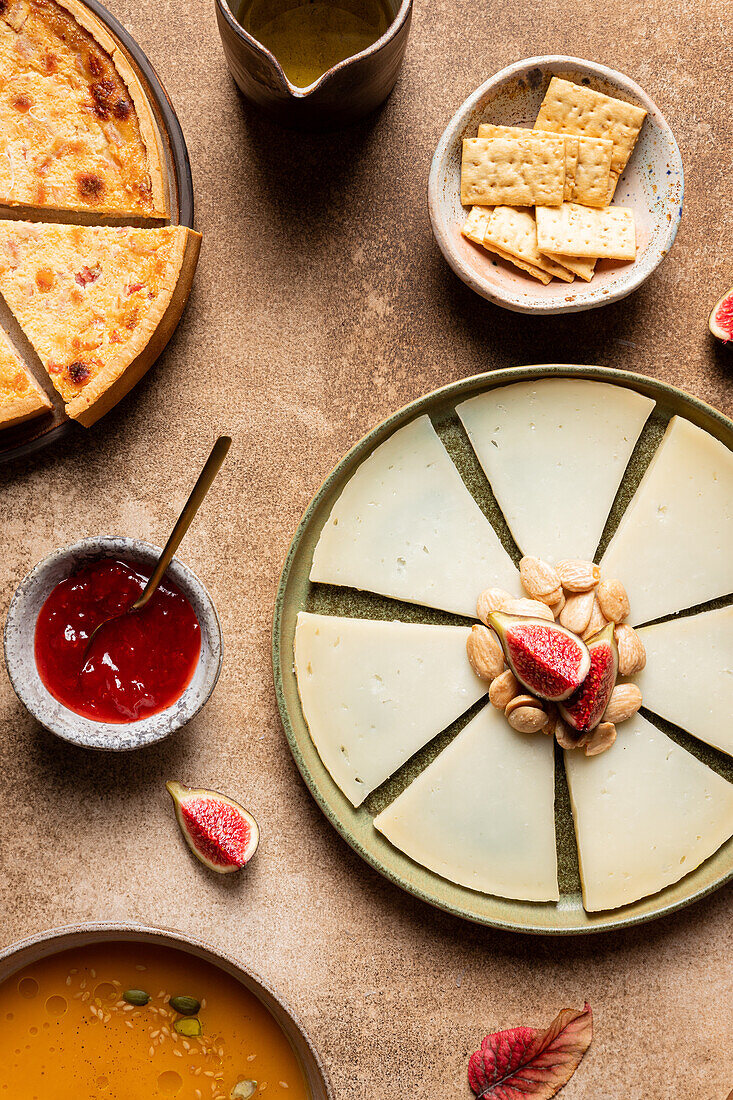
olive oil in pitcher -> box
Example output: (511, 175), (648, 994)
(236, 0), (394, 88)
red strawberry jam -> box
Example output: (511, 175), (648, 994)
(35, 559), (201, 723)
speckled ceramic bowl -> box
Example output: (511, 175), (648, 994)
(428, 56), (684, 314)
(0, 922), (332, 1099)
(4, 537), (223, 751)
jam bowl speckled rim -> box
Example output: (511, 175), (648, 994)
(0, 922), (333, 1099)
(428, 55), (684, 315)
(4, 537), (223, 751)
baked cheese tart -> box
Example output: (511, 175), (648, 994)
(0, 325), (51, 428)
(0, 220), (200, 425)
(0, 0), (167, 216)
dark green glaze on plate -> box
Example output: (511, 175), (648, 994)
(273, 364), (733, 933)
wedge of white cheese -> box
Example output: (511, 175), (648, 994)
(374, 705), (558, 901)
(565, 713), (733, 912)
(636, 606), (733, 757)
(601, 416), (733, 624)
(294, 613), (487, 807)
(309, 415), (518, 617)
(456, 378), (654, 563)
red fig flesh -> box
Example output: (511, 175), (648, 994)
(709, 286), (733, 343)
(166, 781), (260, 874)
(487, 613), (591, 702)
(559, 623), (618, 733)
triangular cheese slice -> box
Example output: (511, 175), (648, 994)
(294, 613), (487, 807)
(636, 607), (733, 757)
(0, 221), (199, 426)
(565, 713), (733, 912)
(310, 415), (519, 617)
(374, 705), (558, 901)
(601, 416), (733, 624)
(0, 327), (51, 429)
(457, 379), (654, 563)
(0, 0), (167, 217)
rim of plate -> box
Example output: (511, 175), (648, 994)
(0, 921), (333, 1099)
(273, 364), (733, 934)
(428, 56), (684, 315)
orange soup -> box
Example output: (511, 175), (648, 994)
(0, 941), (310, 1100)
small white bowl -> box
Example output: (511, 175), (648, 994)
(428, 55), (684, 314)
(4, 537), (223, 751)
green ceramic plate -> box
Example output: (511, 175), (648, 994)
(273, 364), (733, 933)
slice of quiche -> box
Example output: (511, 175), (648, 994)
(0, 0), (167, 217)
(0, 221), (201, 425)
(0, 326), (51, 429)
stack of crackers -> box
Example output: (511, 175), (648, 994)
(460, 77), (647, 285)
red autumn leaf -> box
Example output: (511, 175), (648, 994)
(468, 1002), (593, 1100)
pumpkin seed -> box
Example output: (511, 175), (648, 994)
(174, 1016), (203, 1037)
(170, 995), (201, 1016)
(231, 1082), (258, 1099)
(122, 989), (150, 1006)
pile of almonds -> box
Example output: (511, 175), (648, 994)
(467, 556), (647, 757)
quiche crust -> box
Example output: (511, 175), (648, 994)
(0, 0), (167, 216)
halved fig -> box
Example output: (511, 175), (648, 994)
(166, 781), (260, 874)
(487, 612), (591, 702)
(559, 623), (618, 733)
(709, 286), (733, 343)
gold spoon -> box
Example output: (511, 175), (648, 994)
(82, 435), (231, 662)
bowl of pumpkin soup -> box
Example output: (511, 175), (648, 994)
(0, 924), (331, 1100)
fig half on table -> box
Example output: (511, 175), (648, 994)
(166, 781), (260, 873)
(709, 286), (733, 343)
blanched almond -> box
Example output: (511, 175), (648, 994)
(559, 590), (595, 635)
(489, 669), (520, 709)
(505, 693), (543, 716)
(519, 556), (562, 601)
(555, 560), (600, 592)
(597, 579), (630, 623)
(554, 716), (582, 750)
(603, 683), (642, 724)
(466, 625), (504, 682)
(541, 707), (557, 736)
(536, 585), (564, 608)
(506, 704), (547, 733)
(583, 721), (617, 756)
(615, 624), (647, 676)
(549, 591), (566, 616)
(477, 587), (513, 624)
(504, 597), (555, 621)
(581, 597), (608, 640)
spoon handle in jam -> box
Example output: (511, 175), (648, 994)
(134, 435), (232, 611)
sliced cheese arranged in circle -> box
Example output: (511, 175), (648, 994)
(374, 704), (558, 902)
(564, 713), (733, 912)
(636, 606), (733, 757)
(309, 415), (518, 617)
(601, 416), (733, 624)
(294, 613), (487, 807)
(456, 378), (655, 563)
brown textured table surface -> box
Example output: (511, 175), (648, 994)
(1, 1), (732, 1097)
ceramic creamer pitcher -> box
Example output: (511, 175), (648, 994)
(214, 0), (412, 128)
